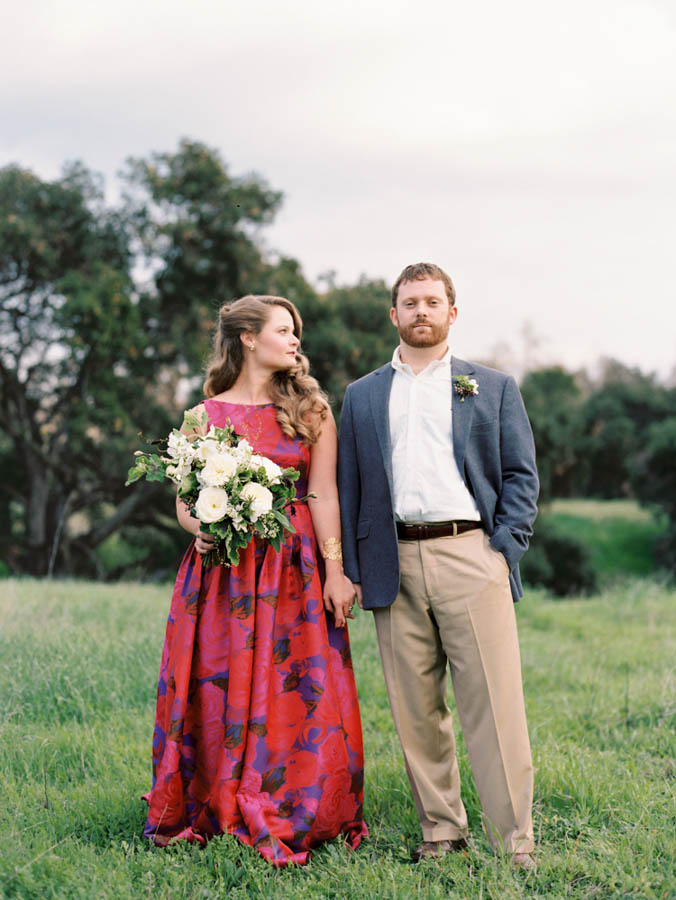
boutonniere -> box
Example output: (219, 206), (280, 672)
(453, 375), (479, 402)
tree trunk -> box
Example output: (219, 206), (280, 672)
(23, 449), (51, 575)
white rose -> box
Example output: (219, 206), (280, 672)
(241, 482), (273, 521)
(197, 451), (238, 487)
(250, 454), (282, 484)
(194, 486), (229, 523)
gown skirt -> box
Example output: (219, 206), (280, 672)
(143, 400), (368, 866)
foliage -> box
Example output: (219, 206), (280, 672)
(520, 367), (586, 503)
(299, 277), (394, 409)
(0, 161), (161, 576)
(522, 360), (676, 537)
(521, 517), (598, 596)
(2, 574), (675, 899)
(0, 143), (287, 576)
(632, 416), (676, 572)
(121, 138), (284, 375)
(579, 359), (674, 499)
(0, 140), (400, 577)
(632, 416), (676, 519)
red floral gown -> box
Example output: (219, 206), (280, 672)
(143, 400), (368, 865)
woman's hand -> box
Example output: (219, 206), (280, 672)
(195, 530), (216, 555)
(323, 571), (357, 629)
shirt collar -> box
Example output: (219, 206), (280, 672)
(391, 345), (452, 377)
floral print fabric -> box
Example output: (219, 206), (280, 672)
(143, 401), (368, 865)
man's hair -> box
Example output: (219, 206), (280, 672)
(391, 262), (456, 307)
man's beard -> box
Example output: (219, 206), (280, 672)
(398, 318), (450, 348)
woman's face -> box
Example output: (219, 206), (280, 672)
(247, 305), (300, 371)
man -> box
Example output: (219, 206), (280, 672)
(338, 262), (538, 868)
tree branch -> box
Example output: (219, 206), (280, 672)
(82, 481), (163, 548)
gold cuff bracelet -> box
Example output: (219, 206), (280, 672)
(321, 537), (343, 562)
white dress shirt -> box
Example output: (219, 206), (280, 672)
(389, 346), (481, 523)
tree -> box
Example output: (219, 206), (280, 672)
(121, 138), (283, 377)
(520, 367), (587, 503)
(632, 414), (676, 571)
(0, 161), (146, 574)
(231, 265), (394, 410)
(580, 360), (672, 498)
(0, 141), (288, 576)
(301, 277), (394, 408)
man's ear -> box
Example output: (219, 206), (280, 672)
(389, 307), (399, 328)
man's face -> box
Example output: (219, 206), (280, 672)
(390, 278), (457, 348)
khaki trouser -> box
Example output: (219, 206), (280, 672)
(373, 528), (534, 853)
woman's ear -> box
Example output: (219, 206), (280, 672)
(240, 332), (256, 352)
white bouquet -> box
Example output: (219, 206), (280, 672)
(126, 408), (300, 566)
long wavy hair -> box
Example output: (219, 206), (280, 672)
(203, 295), (329, 444)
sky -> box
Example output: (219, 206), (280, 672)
(3, 0), (675, 380)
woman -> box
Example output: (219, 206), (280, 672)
(143, 295), (368, 866)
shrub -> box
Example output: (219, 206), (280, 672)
(521, 518), (598, 597)
(656, 524), (676, 575)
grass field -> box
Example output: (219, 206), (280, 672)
(1, 559), (675, 897)
(547, 499), (667, 580)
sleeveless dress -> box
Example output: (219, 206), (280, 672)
(143, 400), (368, 866)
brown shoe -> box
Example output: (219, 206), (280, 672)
(412, 838), (469, 861)
(512, 852), (535, 871)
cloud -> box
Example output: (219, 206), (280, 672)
(2, 0), (675, 377)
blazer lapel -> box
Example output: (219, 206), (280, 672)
(451, 356), (476, 473)
(369, 364), (395, 498)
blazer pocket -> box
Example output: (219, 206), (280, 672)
(356, 519), (371, 539)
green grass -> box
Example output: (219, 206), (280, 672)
(547, 499), (667, 579)
(1, 574), (675, 900)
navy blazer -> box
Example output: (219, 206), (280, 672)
(338, 356), (539, 609)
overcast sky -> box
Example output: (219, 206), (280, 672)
(3, 0), (675, 380)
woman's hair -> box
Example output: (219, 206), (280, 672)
(203, 295), (329, 444)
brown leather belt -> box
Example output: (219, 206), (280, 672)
(396, 520), (482, 541)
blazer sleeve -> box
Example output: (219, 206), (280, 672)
(488, 375), (539, 571)
(337, 386), (361, 584)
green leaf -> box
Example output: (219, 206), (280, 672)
(271, 508), (291, 529)
(183, 407), (209, 433)
(177, 471), (199, 498)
